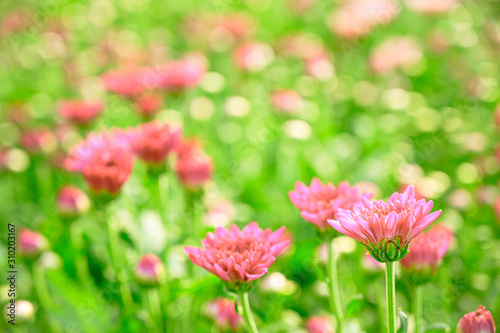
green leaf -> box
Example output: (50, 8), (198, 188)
(397, 309), (408, 333)
(426, 322), (451, 332)
(345, 294), (364, 317)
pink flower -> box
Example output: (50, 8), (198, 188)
(20, 127), (58, 154)
(271, 90), (304, 114)
(175, 139), (213, 189)
(64, 132), (134, 194)
(136, 254), (164, 285)
(20, 229), (48, 258)
(327, 0), (399, 39)
(233, 42), (274, 71)
(305, 316), (335, 333)
(400, 225), (453, 273)
(132, 92), (164, 118)
(205, 298), (242, 332)
(102, 68), (147, 97)
(57, 100), (103, 125)
(329, 185), (442, 262)
(184, 222), (290, 286)
(369, 37), (422, 74)
(405, 0), (458, 14)
(306, 54), (335, 81)
(57, 185), (91, 216)
(457, 306), (496, 333)
(145, 58), (206, 92)
(127, 121), (181, 165)
(289, 178), (372, 230)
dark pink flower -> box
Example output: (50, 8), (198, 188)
(271, 90), (304, 114)
(400, 225), (453, 273)
(457, 306), (495, 333)
(205, 298), (242, 332)
(20, 229), (48, 258)
(64, 132), (134, 194)
(136, 254), (164, 285)
(127, 121), (181, 165)
(175, 139), (213, 189)
(329, 185), (442, 262)
(184, 222), (290, 284)
(57, 185), (91, 216)
(305, 316), (335, 333)
(289, 178), (371, 230)
(57, 100), (103, 125)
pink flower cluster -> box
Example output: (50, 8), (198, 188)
(289, 178), (371, 230)
(184, 222), (289, 284)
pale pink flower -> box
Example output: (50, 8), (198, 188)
(233, 42), (274, 71)
(369, 37), (422, 74)
(271, 90), (304, 114)
(405, 0), (458, 14)
(215, 13), (255, 40)
(57, 100), (103, 125)
(127, 121), (181, 165)
(136, 254), (164, 285)
(457, 306), (496, 333)
(102, 68), (147, 97)
(306, 54), (335, 81)
(20, 127), (58, 154)
(205, 298), (242, 332)
(400, 225), (453, 273)
(306, 316), (335, 333)
(204, 200), (237, 228)
(19, 229), (48, 258)
(175, 139), (213, 189)
(64, 132), (133, 194)
(329, 185), (442, 262)
(145, 58), (206, 92)
(57, 185), (91, 216)
(184, 222), (290, 284)
(327, 0), (400, 39)
(289, 178), (371, 230)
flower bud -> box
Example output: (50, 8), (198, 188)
(457, 305), (495, 333)
(19, 229), (48, 259)
(57, 186), (90, 217)
(135, 254), (164, 286)
(306, 316), (334, 333)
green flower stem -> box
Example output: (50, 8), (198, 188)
(238, 291), (259, 333)
(327, 239), (344, 331)
(105, 218), (133, 308)
(146, 288), (163, 332)
(414, 285), (423, 333)
(385, 262), (396, 333)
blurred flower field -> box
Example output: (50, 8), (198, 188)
(0, 0), (499, 332)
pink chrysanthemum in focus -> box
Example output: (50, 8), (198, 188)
(400, 225), (452, 275)
(175, 139), (213, 189)
(457, 306), (496, 333)
(289, 178), (372, 230)
(329, 185), (442, 262)
(64, 132), (134, 195)
(205, 298), (242, 332)
(19, 229), (48, 258)
(136, 253), (164, 285)
(127, 121), (181, 165)
(57, 185), (91, 217)
(57, 100), (103, 126)
(305, 316), (335, 333)
(184, 222), (289, 289)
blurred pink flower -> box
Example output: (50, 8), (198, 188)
(0, 8), (32, 37)
(184, 222), (290, 284)
(400, 225), (453, 273)
(205, 298), (242, 332)
(127, 121), (181, 165)
(495, 104), (500, 128)
(132, 92), (164, 118)
(288, 0), (316, 15)
(20, 229), (48, 258)
(20, 127), (58, 154)
(136, 253), (164, 285)
(405, 0), (458, 14)
(57, 185), (91, 216)
(457, 306), (495, 333)
(369, 37), (422, 73)
(327, 0), (400, 39)
(146, 58), (206, 92)
(277, 34), (325, 60)
(216, 13), (255, 40)
(233, 42), (274, 71)
(271, 90), (304, 114)
(102, 68), (147, 97)
(329, 185), (442, 262)
(305, 316), (335, 333)
(57, 100), (103, 126)
(289, 178), (371, 230)
(64, 132), (134, 194)
(175, 139), (213, 189)
(204, 200), (237, 228)
(306, 54), (335, 81)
